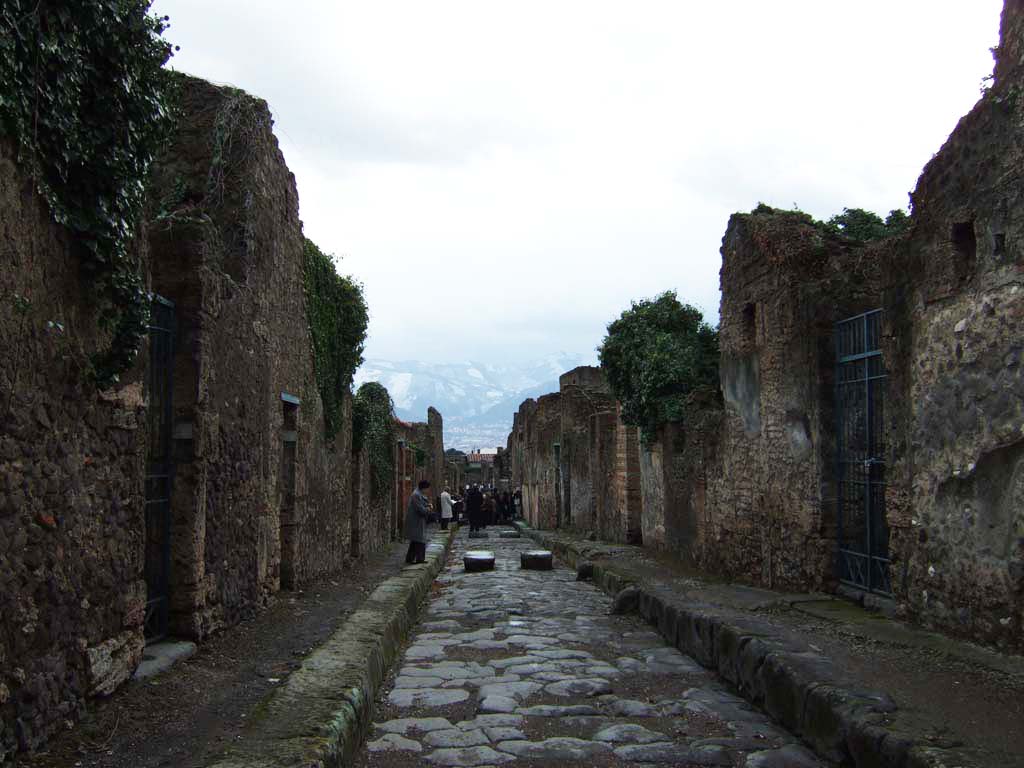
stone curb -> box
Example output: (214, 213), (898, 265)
(206, 529), (455, 768)
(513, 523), (981, 768)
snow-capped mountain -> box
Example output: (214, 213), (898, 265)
(353, 352), (596, 450)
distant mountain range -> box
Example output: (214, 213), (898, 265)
(353, 352), (595, 451)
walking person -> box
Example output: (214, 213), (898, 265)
(466, 484), (483, 532)
(482, 492), (495, 528)
(404, 480), (431, 564)
(439, 486), (453, 530)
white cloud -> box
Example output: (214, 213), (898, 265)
(154, 0), (1003, 362)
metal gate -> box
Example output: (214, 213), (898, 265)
(835, 309), (891, 595)
(144, 296), (175, 641)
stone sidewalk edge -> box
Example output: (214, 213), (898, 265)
(514, 523), (980, 768)
(206, 529), (455, 768)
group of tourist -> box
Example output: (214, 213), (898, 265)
(403, 481), (522, 565)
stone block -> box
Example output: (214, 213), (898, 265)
(85, 630), (145, 696)
(464, 551), (496, 573)
(468, 531), (490, 540)
(520, 550), (553, 570)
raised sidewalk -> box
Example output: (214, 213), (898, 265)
(515, 522), (1024, 768)
(207, 529), (454, 768)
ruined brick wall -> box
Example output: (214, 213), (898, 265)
(395, 413), (444, 487)
(350, 445), (393, 558)
(881, 0), (1024, 648)
(640, 405), (723, 559)
(0, 139), (149, 758)
(145, 77), (358, 638)
(700, 211), (883, 590)
(558, 367), (613, 534)
(614, 404), (643, 545)
(590, 411), (619, 540)
(522, 394), (561, 529)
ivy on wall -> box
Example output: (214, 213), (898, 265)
(353, 382), (395, 495)
(303, 238), (368, 440)
(0, 1), (176, 388)
(598, 291), (720, 444)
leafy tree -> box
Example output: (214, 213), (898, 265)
(303, 238), (368, 439)
(823, 207), (909, 242)
(598, 291), (719, 442)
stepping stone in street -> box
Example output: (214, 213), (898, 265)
(468, 531), (490, 539)
(464, 551), (495, 572)
(520, 550), (553, 570)
(498, 529), (521, 538)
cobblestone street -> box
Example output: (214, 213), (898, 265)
(355, 529), (824, 767)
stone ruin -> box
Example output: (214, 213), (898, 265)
(0, 75), (448, 758)
(509, 1), (1024, 653)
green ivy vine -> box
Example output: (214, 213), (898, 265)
(0, 0), (175, 388)
(353, 382), (396, 495)
(303, 238), (368, 440)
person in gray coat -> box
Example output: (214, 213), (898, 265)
(405, 480), (432, 564)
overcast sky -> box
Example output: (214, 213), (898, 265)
(152, 0), (1002, 364)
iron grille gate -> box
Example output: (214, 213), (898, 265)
(144, 296), (175, 641)
(835, 309), (891, 595)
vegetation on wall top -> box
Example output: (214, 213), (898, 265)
(750, 203), (910, 243)
(0, 0), (175, 388)
(353, 382), (395, 495)
(598, 291), (719, 444)
(303, 238), (368, 440)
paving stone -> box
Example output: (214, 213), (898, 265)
(744, 744), (824, 767)
(483, 726), (526, 741)
(424, 745), (515, 766)
(406, 644), (449, 659)
(366, 733), (424, 752)
(608, 698), (661, 717)
(614, 743), (732, 766)
(394, 676), (446, 688)
(389, 688), (471, 708)
(529, 671), (577, 682)
(479, 695), (518, 713)
(479, 681), (543, 700)
(516, 704), (601, 717)
(376, 717), (455, 735)
(442, 674), (520, 689)
(423, 729), (489, 748)
(613, 741), (681, 762)
(533, 648), (592, 660)
(403, 663), (495, 680)
(544, 677), (612, 697)
(454, 714), (524, 730)
(496, 737), (612, 760)
(593, 723), (667, 744)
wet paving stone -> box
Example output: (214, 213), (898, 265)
(354, 529), (829, 767)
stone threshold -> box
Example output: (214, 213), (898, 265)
(513, 522), (984, 768)
(206, 529), (455, 768)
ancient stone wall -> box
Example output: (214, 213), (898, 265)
(350, 445), (393, 559)
(145, 77), (359, 638)
(879, 0), (1024, 648)
(697, 211), (884, 591)
(0, 139), (149, 759)
(558, 367), (613, 534)
(1, 71), (399, 759)
(522, 394), (561, 529)
(502, 0), (1023, 651)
